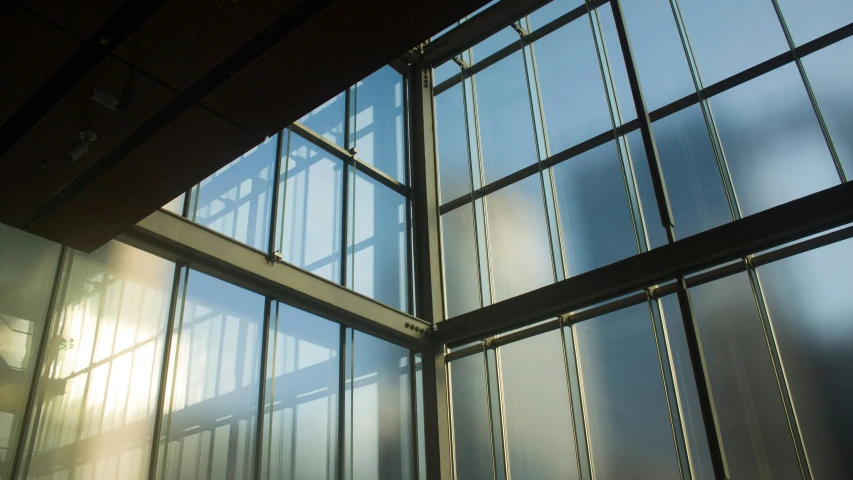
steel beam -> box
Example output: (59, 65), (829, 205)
(120, 209), (430, 348)
(436, 180), (853, 345)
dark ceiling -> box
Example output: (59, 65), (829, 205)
(0, 0), (488, 252)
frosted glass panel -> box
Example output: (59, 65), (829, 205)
(159, 270), (264, 480)
(351, 332), (413, 480)
(449, 354), (493, 480)
(500, 331), (578, 480)
(193, 135), (277, 251)
(27, 242), (174, 480)
(757, 238), (853, 479)
(0, 224), (61, 479)
(441, 206), (481, 318)
(575, 304), (681, 480)
(260, 302), (338, 480)
(276, 132), (343, 282)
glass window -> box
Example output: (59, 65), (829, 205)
(664, 273), (801, 479)
(27, 242), (174, 480)
(441, 206), (481, 318)
(158, 270), (265, 480)
(528, 0), (583, 31)
(162, 194), (185, 216)
(472, 27), (519, 64)
(193, 135), (277, 251)
(350, 172), (409, 311)
(475, 52), (538, 183)
(776, 0), (853, 45)
(575, 304), (682, 479)
(552, 141), (638, 277)
(449, 354), (494, 480)
(298, 93), (346, 147)
(535, 18), (613, 155)
(711, 64), (839, 216)
(0, 224), (61, 478)
(757, 238), (853, 479)
(260, 302), (338, 480)
(591, 5), (638, 125)
(803, 37), (853, 178)
(485, 176), (553, 302)
(275, 132), (343, 282)
(350, 331), (413, 480)
(500, 331), (579, 479)
(676, 0), (789, 86)
(353, 67), (407, 183)
(435, 84), (471, 203)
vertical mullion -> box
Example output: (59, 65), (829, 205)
(608, 1), (729, 479)
(559, 324), (591, 480)
(8, 247), (71, 480)
(403, 73), (417, 316)
(481, 348), (499, 480)
(267, 130), (286, 260)
(337, 324), (347, 480)
(409, 351), (421, 479)
(276, 128), (293, 257)
(253, 297), (273, 479)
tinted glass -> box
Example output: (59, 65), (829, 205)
(193, 135), (277, 251)
(353, 66), (406, 183)
(276, 132), (343, 282)
(441, 206), (481, 318)
(435, 85), (471, 203)
(28, 242), (173, 480)
(449, 354), (494, 480)
(298, 93), (346, 147)
(776, 0), (853, 45)
(472, 27), (518, 63)
(757, 238), (853, 479)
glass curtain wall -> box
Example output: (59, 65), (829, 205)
(438, 0), (853, 479)
(0, 226), (423, 480)
(164, 65), (413, 313)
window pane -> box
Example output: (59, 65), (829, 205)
(162, 194), (185, 215)
(535, 18), (612, 155)
(260, 302), (338, 480)
(619, 0), (696, 111)
(351, 332), (413, 480)
(803, 37), (853, 178)
(449, 354), (494, 480)
(664, 273), (801, 479)
(351, 172), (408, 311)
(575, 304), (681, 479)
(500, 331), (579, 479)
(434, 60), (462, 87)
(435, 84), (471, 203)
(0, 224), (61, 478)
(485, 175), (553, 302)
(441, 206), (481, 318)
(298, 93), (346, 147)
(28, 242), (173, 480)
(757, 238), (853, 479)
(276, 132), (343, 282)
(472, 27), (518, 64)
(353, 66), (406, 183)
(193, 135), (277, 251)
(552, 141), (638, 276)
(711, 64), (839, 216)
(475, 52), (538, 183)
(677, 0), (788, 85)
(159, 270), (264, 480)
(776, 0), (853, 45)
(528, 0), (583, 31)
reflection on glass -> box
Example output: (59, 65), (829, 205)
(677, 0), (788, 85)
(298, 93), (346, 147)
(591, 5), (638, 125)
(260, 302), (338, 480)
(26, 242), (173, 480)
(351, 172), (408, 311)
(757, 238), (853, 479)
(351, 332), (413, 480)
(575, 304), (681, 480)
(440, 207), (481, 318)
(711, 64), (839, 216)
(535, 18), (613, 155)
(552, 141), (638, 276)
(193, 135), (277, 251)
(472, 27), (518, 64)
(276, 132), (343, 283)
(776, 0), (853, 45)
(618, 0), (696, 111)
(449, 354), (494, 480)
(353, 67), (406, 183)
(159, 270), (264, 480)
(664, 273), (800, 479)
(0, 224), (61, 478)
(475, 52), (538, 183)
(162, 195), (185, 216)
(435, 85), (471, 203)
(528, 0), (583, 30)
(485, 176), (553, 302)
(500, 331), (578, 479)
(803, 37), (853, 177)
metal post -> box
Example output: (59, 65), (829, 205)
(337, 324), (347, 480)
(253, 297), (273, 479)
(267, 130), (286, 261)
